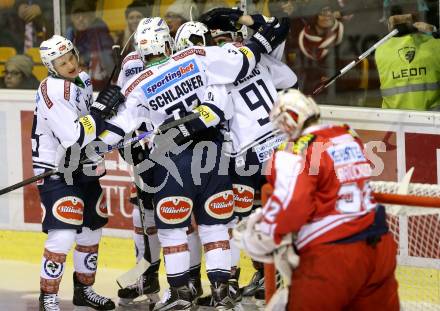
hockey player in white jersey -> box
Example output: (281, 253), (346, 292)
(99, 16), (289, 310)
(33, 35), (124, 310)
(116, 51), (144, 89)
(115, 47), (162, 306)
(174, 12), (297, 305)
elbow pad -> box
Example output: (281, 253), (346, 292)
(193, 104), (222, 129)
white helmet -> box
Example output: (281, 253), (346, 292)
(270, 89), (321, 140)
(175, 21), (209, 51)
(39, 35), (78, 76)
(134, 17), (174, 64)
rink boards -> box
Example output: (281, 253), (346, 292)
(1, 90), (440, 308)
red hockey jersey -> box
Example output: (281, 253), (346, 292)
(260, 124), (377, 251)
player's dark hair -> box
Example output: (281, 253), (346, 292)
(188, 34), (205, 46)
(303, 115), (320, 129)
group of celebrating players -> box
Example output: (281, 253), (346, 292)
(32, 6), (400, 311)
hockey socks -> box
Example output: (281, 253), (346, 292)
(187, 228), (202, 278)
(73, 244), (99, 285)
(40, 248), (67, 294)
(158, 228), (190, 287)
(132, 207), (145, 262)
(199, 225), (231, 284)
(40, 229), (76, 294)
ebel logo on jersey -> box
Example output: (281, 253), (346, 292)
(142, 60), (199, 96)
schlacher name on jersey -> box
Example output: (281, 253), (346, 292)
(144, 60), (204, 111)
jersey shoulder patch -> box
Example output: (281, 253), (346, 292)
(277, 134), (315, 155)
(172, 48), (206, 61)
(122, 52), (141, 67)
(40, 79), (54, 109)
(124, 69), (154, 96)
(63, 80), (71, 101)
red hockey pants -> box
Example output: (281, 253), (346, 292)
(288, 233), (399, 311)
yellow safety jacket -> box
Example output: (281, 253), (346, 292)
(375, 33), (440, 110)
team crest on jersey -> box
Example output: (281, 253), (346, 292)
(95, 192), (109, 218)
(232, 185), (254, 214)
(142, 59), (199, 96)
(398, 47), (416, 64)
(84, 253), (98, 271)
(157, 196), (192, 225)
(205, 191), (234, 219)
(44, 259), (63, 278)
(52, 196), (84, 225)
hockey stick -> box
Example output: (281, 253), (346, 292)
(0, 134), (147, 196)
(0, 113), (200, 196)
(311, 28), (399, 96)
(106, 45), (122, 87)
(116, 129), (153, 289)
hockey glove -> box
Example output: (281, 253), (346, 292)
(158, 110), (198, 146)
(248, 14), (274, 31)
(199, 7), (244, 32)
(248, 17), (290, 54)
(118, 132), (149, 166)
(91, 85), (125, 120)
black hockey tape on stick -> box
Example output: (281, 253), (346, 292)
(0, 113), (200, 196)
(311, 28), (399, 96)
(106, 45), (122, 87)
(0, 169), (58, 195)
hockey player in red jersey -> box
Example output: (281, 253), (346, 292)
(238, 89), (399, 310)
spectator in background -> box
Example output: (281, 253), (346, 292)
(298, 5), (344, 62)
(293, 2), (347, 96)
(165, 0), (199, 37)
(16, 0), (54, 52)
(0, 54), (39, 89)
(375, 14), (440, 110)
(114, 0), (151, 59)
(66, 0), (115, 91)
(0, 0), (53, 53)
(196, 0), (228, 14)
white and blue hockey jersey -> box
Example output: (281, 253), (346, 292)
(32, 71), (100, 173)
(202, 52), (297, 163)
(101, 44), (259, 145)
(116, 51), (144, 89)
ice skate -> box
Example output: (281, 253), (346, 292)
(153, 285), (193, 311)
(118, 271), (160, 306)
(72, 273), (115, 310)
(241, 270), (264, 297)
(39, 292), (60, 311)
